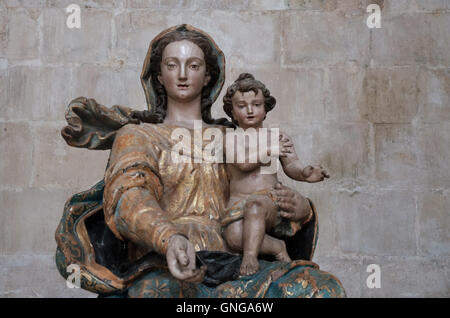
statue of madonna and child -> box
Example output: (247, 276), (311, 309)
(55, 24), (346, 298)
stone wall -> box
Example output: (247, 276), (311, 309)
(0, 0), (448, 297)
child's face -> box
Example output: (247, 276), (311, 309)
(231, 89), (266, 129)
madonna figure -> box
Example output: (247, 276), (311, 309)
(56, 24), (346, 298)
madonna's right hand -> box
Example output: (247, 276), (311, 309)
(166, 234), (206, 283)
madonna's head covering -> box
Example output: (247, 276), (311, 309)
(140, 24), (228, 126)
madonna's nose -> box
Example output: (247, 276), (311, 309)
(178, 65), (187, 80)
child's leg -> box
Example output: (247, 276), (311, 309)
(240, 197), (280, 276)
(259, 234), (291, 262)
(224, 222), (291, 262)
(223, 196), (290, 276)
(223, 220), (244, 253)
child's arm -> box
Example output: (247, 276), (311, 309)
(279, 132), (330, 183)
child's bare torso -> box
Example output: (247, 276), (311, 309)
(224, 128), (280, 207)
(226, 163), (278, 207)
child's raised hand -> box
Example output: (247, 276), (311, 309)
(279, 131), (291, 143)
(279, 132), (294, 158)
(302, 165), (330, 183)
(279, 141), (294, 158)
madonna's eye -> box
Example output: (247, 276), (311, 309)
(167, 63), (177, 70)
(190, 64), (200, 70)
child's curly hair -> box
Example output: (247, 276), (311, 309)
(223, 73), (276, 125)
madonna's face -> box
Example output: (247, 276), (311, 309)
(157, 40), (211, 104)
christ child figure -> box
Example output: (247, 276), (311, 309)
(221, 73), (330, 276)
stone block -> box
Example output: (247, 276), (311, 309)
(417, 68), (450, 123)
(125, 0), (250, 10)
(414, 0), (450, 11)
(0, 254), (96, 297)
(313, 256), (363, 298)
(0, 188), (69, 253)
(416, 123), (450, 188)
(371, 13), (450, 67)
(338, 0), (441, 17)
(207, 0), (250, 10)
(284, 122), (371, 182)
(72, 64), (147, 109)
(248, 0), (288, 11)
(125, 0), (186, 9)
(382, 0), (410, 12)
(0, 59), (7, 111)
(42, 8), (112, 63)
(335, 190), (417, 256)
(180, 10), (281, 66)
(335, 0), (384, 15)
(418, 192), (450, 256)
(0, 9), (7, 56)
(324, 63), (368, 122)
(345, 1), (450, 14)
(6, 8), (40, 60)
(0, 122), (33, 188)
(364, 67), (419, 123)
(281, 11), (370, 66)
(116, 10), (280, 66)
(114, 10), (180, 65)
(303, 189), (340, 257)
(4, 0), (46, 7)
(4, 66), (73, 121)
(32, 122), (110, 190)
(46, 0), (122, 8)
(361, 257), (449, 297)
(279, 67), (325, 123)
(374, 124), (423, 188)
(287, 0), (337, 11)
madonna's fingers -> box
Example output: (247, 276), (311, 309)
(184, 267), (206, 283)
(278, 197), (295, 205)
(167, 254), (184, 279)
(176, 269), (197, 281)
(280, 211), (294, 219)
(278, 202), (295, 213)
(275, 189), (295, 198)
(176, 249), (189, 267)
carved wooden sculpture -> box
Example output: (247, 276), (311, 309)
(55, 24), (346, 298)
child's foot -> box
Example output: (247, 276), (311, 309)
(275, 240), (292, 262)
(275, 249), (292, 262)
(240, 253), (259, 276)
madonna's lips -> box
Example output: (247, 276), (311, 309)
(177, 84), (189, 89)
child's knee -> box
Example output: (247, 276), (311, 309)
(243, 200), (265, 218)
(224, 222), (243, 251)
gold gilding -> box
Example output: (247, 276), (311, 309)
(103, 123), (230, 254)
